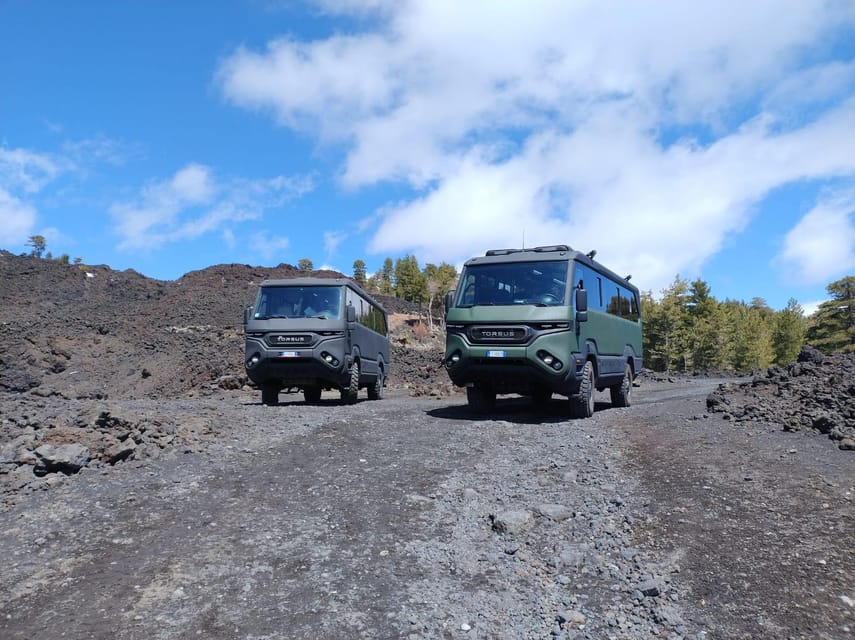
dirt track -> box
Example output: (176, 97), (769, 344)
(2, 379), (853, 640)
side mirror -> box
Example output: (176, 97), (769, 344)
(575, 288), (588, 324)
(244, 306), (252, 325)
(346, 304), (357, 322)
(443, 290), (454, 312)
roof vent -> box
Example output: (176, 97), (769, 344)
(533, 244), (571, 253)
(485, 248), (523, 256)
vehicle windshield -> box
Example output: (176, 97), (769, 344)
(254, 285), (343, 319)
(455, 260), (569, 307)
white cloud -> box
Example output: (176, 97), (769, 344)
(0, 188), (37, 246)
(0, 145), (61, 194)
(222, 227), (236, 250)
(0, 136), (136, 253)
(109, 164), (215, 248)
(249, 231), (290, 261)
(323, 230), (347, 259)
(371, 99), (855, 292)
(61, 135), (135, 167)
(109, 164), (311, 251)
(776, 191), (855, 285)
(217, 34), (396, 141)
(218, 1), (855, 295)
(801, 299), (825, 317)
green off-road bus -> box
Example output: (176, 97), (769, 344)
(443, 245), (642, 417)
(244, 277), (390, 406)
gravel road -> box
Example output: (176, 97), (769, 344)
(2, 378), (853, 640)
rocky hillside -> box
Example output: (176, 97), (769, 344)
(706, 345), (855, 450)
(2, 250), (852, 446)
(0, 251), (451, 400)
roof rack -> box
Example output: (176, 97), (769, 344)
(533, 244), (571, 253)
(485, 248), (523, 256)
(485, 244), (571, 256)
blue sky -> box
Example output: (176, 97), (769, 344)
(2, 1), (854, 313)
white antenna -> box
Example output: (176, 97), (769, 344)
(522, 229), (526, 249)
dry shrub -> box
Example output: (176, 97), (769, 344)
(412, 320), (429, 341)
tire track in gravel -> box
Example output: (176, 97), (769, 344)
(5, 381), (850, 639)
(619, 379), (855, 640)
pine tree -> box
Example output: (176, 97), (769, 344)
(687, 278), (720, 370)
(644, 276), (691, 371)
(352, 259), (367, 286)
(806, 275), (855, 353)
(27, 235), (46, 258)
(380, 258), (394, 295)
(772, 299), (807, 365)
(394, 255), (428, 303)
(727, 302), (774, 371)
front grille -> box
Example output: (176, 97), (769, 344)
(265, 333), (314, 348)
(468, 325), (529, 344)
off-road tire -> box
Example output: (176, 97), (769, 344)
(467, 385), (496, 414)
(303, 386), (322, 404)
(368, 368), (384, 400)
(610, 364), (632, 407)
(570, 360), (595, 418)
(341, 360), (360, 404)
(261, 385), (279, 406)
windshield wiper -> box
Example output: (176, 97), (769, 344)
(260, 314), (290, 319)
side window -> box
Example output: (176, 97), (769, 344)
(358, 294), (370, 329)
(346, 287), (387, 335)
(572, 263), (638, 320)
(606, 284), (621, 316)
(346, 288), (360, 319)
(357, 294), (367, 326)
(573, 262), (596, 310)
(606, 283), (639, 321)
(573, 262), (585, 291)
(459, 274), (476, 306)
(376, 310), (388, 335)
(623, 287), (639, 321)
(619, 287), (630, 319)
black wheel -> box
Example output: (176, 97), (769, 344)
(570, 361), (595, 418)
(261, 384), (279, 406)
(368, 367), (385, 400)
(610, 364), (632, 407)
(341, 360), (360, 404)
(303, 385), (322, 403)
(530, 387), (552, 405)
(466, 385), (496, 414)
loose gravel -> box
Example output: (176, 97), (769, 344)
(3, 379), (852, 639)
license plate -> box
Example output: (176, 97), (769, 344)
(278, 351), (300, 358)
(486, 350), (507, 358)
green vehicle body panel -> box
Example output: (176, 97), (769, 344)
(444, 246), (642, 399)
